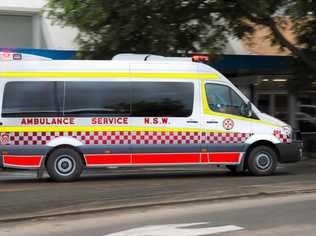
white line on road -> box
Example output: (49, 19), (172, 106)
(104, 222), (243, 236)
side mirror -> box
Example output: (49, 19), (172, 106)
(241, 102), (252, 117)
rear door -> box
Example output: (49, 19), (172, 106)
(0, 80), (64, 168)
(0, 79), (6, 146)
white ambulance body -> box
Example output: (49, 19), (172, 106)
(0, 59), (303, 181)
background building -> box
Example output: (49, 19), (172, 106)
(0, 0), (78, 50)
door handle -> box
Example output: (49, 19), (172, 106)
(186, 120), (199, 124)
(206, 120), (218, 124)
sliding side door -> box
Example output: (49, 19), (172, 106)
(129, 79), (202, 165)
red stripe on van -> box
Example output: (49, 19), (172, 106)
(132, 153), (201, 164)
(201, 153), (209, 163)
(3, 155), (42, 167)
(85, 154), (131, 165)
(209, 153), (240, 163)
(84, 152), (241, 166)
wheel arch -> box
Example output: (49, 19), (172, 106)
(244, 140), (280, 168)
(43, 144), (86, 168)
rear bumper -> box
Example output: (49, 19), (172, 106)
(277, 141), (304, 163)
(0, 154), (3, 169)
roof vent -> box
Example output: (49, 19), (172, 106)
(112, 53), (191, 62)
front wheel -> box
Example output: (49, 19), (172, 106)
(46, 148), (84, 182)
(247, 146), (277, 176)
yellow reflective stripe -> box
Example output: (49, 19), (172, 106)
(1, 126), (225, 133)
(201, 80), (280, 127)
(0, 72), (219, 79)
(131, 72), (219, 79)
(0, 72), (129, 78)
(0, 72), (130, 78)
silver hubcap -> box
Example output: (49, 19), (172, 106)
(54, 155), (76, 176)
(255, 152), (272, 170)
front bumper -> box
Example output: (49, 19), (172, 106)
(277, 141), (304, 163)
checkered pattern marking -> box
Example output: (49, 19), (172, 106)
(1, 131), (253, 146)
(7, 131), (131, 146)
(273, 129), (291, 143)
(0, 134), (10, 145)
(207, 132), (252, 144)
(130, 131), (201, 145)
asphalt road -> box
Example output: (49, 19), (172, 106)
(2, 192), (316, 236)
(1, 159), (316, 221)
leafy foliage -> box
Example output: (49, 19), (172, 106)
(213, 0), (316, 90)
(47, 0), (315, 89)
(46, 0), (228, 59)
(288, 0), (316, 52)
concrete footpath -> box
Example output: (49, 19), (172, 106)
(1, 159), (316, 222)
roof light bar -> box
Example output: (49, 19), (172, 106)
(192, 54), (209, 62)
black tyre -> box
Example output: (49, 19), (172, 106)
(247, 146), (277, 176)
(46, 148), (83, 182)
(226, 165), (238, 172)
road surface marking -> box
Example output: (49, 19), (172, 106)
(104, 222), (243, 236)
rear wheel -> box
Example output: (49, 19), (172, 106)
(46, 148), (83, 182)
(247, 146), (277, 176)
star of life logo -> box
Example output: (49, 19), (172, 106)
(223, 118), (234, 130)
(0, 134), (10, 145)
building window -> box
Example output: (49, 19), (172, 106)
(0, 15), (33, 48)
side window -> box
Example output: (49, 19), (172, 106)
(205, 83), (247, 117)
(206, 84), (231, 113)
(230, 89), (245, 115)
(2, 81), (63, 117)
(131, 82), (194, 117)
(64, 82), (131, 116)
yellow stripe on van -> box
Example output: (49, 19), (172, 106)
(0, 72), (219, 79)
(130, 72), (219, 79)
(0, 126), (224, 133)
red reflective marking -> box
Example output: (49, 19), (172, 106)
(85, 154), (131, 165)
(201, 153), (209, 163)
(209, 152), (240, 163)
(132, 153), (200, 164)
(3, 155), (42, 167)
(84, 152), (240, 165)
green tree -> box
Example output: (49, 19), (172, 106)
(214, 0), (316, 75)
(46, 0), (227, 59)
(47, 0), (315, 83)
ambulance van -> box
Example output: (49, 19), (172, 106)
(0, 58), (303, 181)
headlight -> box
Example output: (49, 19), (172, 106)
(282, 126), (291, 136)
